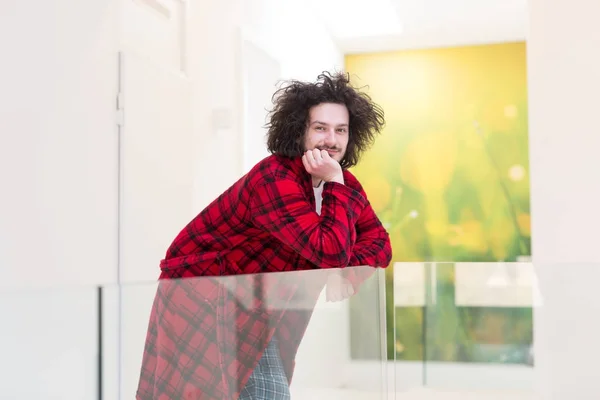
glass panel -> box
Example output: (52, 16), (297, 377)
(0, 285), (101, 399)
(423, 262), (536, 395)
(118, 266), (388, 399)
(390, 262), (426, 392)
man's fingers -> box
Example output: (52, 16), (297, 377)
(302, 154), (312, 173)
(342, 285), (352, 299)
(326, 272), (355, 302)
(326, 284), (338, 302)
(327, 291), (337, 302)
(326, 287), (354, 302)
(303, 151), (318, 172)
(326, 283), (333, 301)
(311, 149), (323, 164)
(345, 284), (354, 298)
(305, 150), (316, 164)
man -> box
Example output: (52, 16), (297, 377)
(136, 71), (392, 399)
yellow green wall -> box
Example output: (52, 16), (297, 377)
(346, 42), (531, 263)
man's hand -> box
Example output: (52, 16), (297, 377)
(326, 270), (354, 302)
(302, 149), (344, 185)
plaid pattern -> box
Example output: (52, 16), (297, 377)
(238, 336), (291, 400)
(136, 155), (392, 400)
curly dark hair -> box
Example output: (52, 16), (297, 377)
(265, 71), (385, 169)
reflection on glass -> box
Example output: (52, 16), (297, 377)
(389, 262), (536, 367)
(123, 267), (387, 399)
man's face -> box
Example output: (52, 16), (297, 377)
(303, 102), (349, 163)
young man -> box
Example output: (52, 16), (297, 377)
(136, 72), (392, 399)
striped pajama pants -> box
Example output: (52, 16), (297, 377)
(238, 336), (291, 400)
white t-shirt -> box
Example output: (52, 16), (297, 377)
(313, 182), (324, 215)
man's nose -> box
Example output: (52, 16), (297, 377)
(324, 129), (336, 145)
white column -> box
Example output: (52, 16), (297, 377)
(528, 0), (600, 398)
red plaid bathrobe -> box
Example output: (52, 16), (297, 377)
(136, 154), (392, 400)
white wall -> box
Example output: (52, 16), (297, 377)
(237, 0), (345, 173)
(0, 0), (120, 290)
(0, 1), (120, 398)
(190, 0), (344, 208)
(528, 0), (600, 398)
(186, 0), (244, 209)
(240, 0), (345, 81)
(118, 0), (196, 284)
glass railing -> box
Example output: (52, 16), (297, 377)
(1, 266), (389, 400)
(392, 261), (538, 398)
(0, 284), (102, 399)
(3, 262), (592, 399)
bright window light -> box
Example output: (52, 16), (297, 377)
(309, 0), (403, 38)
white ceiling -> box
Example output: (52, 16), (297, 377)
(312, 0), (529, 54)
